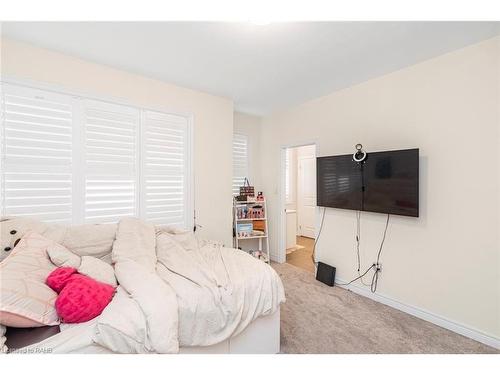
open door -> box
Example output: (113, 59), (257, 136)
(281, 143), (317, 272)
(297, 145), (316, 238)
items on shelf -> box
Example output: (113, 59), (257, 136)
(236, 205), (265, 219)
(236, 178), (255, 201)
(253, 220), (265, 231)
(249, 250), (268, 262)
(236, 222), (253, 237)
(236, 223), (253, 237)
(233, 193), (270, 263)
(236, 222), (265, 238)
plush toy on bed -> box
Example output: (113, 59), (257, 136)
(45, 244), (118, 324)
(0, 217), (66, 263)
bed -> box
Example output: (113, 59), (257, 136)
(6, 309), (280, 354)
(0, 217), (285, 354)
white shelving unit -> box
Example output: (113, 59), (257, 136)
(233, 199), (270, 263)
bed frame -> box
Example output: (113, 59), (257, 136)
(180, 309), (280, 354)
(11, 309), (280, 354)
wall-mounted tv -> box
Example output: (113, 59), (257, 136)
(316, 148), (419, 217)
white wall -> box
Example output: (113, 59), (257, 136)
(233, 112), (262, 191)
(260, 37), (500, 340)
(1, 37), (234, 245)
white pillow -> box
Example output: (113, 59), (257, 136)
(79, 256), (117, 287)
(47, 244), (81, 268)
(48, 244), (117, 287)
(0, 231), (61, 327)
(156, 225), (199, 252)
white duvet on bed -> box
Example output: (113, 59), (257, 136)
(12, 218), (285, 354)
(155, 232), (283, 347)
(94, 218), (284, 353)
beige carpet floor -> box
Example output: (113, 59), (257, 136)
(272, 262), (498, 354)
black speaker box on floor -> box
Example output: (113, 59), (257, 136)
(316, 262), (336, 287)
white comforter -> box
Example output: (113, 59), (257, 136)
(91, 218), (284, 353)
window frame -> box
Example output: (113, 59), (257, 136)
(232, 132), (250, 196)
(0, 77), (194, 229)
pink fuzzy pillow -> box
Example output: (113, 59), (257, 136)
(46, 267), (115, 323)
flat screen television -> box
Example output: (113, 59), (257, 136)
(316, 148), (419, 217)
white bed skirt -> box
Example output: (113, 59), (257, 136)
(180, 309), (280, 354)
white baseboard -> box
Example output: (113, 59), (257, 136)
(335, 277), (500, 350)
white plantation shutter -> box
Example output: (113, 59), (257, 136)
(232, 133), (249, 195)
(1, 84), (74, 224)
(82, 100), (140, 224)
(141, 110), (190, 227)
(1, 82), (193, 228)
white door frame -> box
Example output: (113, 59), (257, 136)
(278, 141), (319, 264)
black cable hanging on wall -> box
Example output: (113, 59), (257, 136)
(312, 143), (391, 293)
(311, 207), (327, 266)
(336, 213), (390, 293)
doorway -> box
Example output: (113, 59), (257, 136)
(282, 144), (317, 273)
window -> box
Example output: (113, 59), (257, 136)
(232, 133), (249, 195)
(1, 85), (74, 224)
(82, 99), (140, 224)
(1, 83), (192, 228)
(141, 110), (190, 226)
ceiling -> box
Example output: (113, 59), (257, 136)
(2, 22), (500, 115)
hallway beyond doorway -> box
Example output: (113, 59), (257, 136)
(286, 236), (315, 273)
